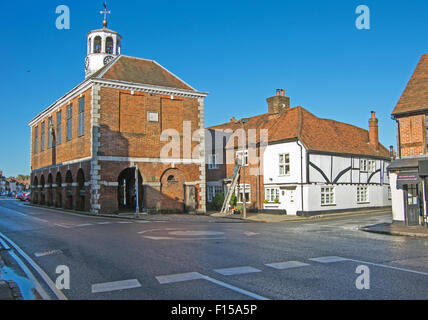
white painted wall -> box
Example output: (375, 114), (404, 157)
(389, 172), (405, 222)
(262, 141), (391, 215)
(304, 184), (390, 213)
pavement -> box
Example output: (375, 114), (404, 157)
(361, 222), (428, 238)
(210, 207), (392, 223)
(0, 246), (22, 300)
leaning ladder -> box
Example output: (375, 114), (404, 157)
(221, 165), (241, 214)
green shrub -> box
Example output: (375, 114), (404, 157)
(229, 193), (237, 207)
(213, 192), (225, 211)
(274, 198), (280, 204)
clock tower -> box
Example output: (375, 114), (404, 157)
(85, 2), (122, 78)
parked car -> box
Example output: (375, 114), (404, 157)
(18, 192), (28, 201)
(16, 192), (23, 199)
(22, 193), (31, 202)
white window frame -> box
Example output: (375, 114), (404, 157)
(279, 153), (290, 176)
(265, 188), (280, 203)
(321, 186), (335, 206)
(208, 154), (219, 170)
(357, 186), (369, 203)
(360, 159), (367, 172)
(207, 185), (223, 202)
(236, 184), (251, 203)
(367, 160), (376, 173)
(236, 150), (248, 167)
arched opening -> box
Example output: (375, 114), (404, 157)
(76, 169), (85, 211)
(88, 37), (92, 54)
(40, 175), (45, 205)
(160, 168), (185, 212)
(33, 176), (39, 204)
(65, 171), (73, 209)
(56, 172), (62, 208)
(106, 37), (114, 54)
(117, 167), (143, 212)
(47, 174), (53, 206)
(94, 36), (102, 53)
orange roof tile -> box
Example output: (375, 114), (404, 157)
(392, 54), (428, 116)
(209, 106), (390, 158)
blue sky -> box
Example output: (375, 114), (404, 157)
(0, 0), (427, 177)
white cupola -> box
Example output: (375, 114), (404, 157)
(85, 2), (122, 78)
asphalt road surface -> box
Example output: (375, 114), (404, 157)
(0, 198), (427, 300)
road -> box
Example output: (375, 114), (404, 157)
(0, 198), (427, 300)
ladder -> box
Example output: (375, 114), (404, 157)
(221, 164), (241, 214)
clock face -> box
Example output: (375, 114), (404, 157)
(85, 57), (89, 71)
(104, 55), (114, 65)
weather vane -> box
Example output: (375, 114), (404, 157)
(100, 1), (111, 28)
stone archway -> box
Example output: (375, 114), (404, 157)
(117, 167), (143, 212)
(160, 168), (185, 212)
(47, 174), (53, 206)
(55, 172), (62, 208)
(65, 171), (73, 209)
(40, 175), (45, 205)
(76, 169), (85, 211)
(33, 176), (39, 204)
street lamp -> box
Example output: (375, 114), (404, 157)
(235, 118), (249, 219)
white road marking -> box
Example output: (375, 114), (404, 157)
(143, 236), (226, 241)
(244, 232), (260, 236)
(138, 228), (180, 234)
(201, 275), (269, 300)
(265, 261), (310, 270)
(309, 256), (349, 263)
(156, 272), (269, 300)
(214, 266), (262, 276)
(75, 223), (93, 227)
(117, 221), (133, 224)
(96, 222), (112, 225)
(35, 249), (63, 258)
(156, 272), (204, 284)
(54, 224), (71, 229)
(91, 279), (142, 293)
(168, 231), (224, 236)
(348, 258), (428, 277)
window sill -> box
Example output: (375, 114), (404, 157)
(357, 202), (370, 204)
(321, 204), (336, 207)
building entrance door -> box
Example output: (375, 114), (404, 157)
(406, 184), (420, 226)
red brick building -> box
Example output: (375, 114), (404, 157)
(29, 15), (207, 214)
(389, 53), (428, 226)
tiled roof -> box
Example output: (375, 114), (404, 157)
(392, 54), (428, 116)
(92, 55), (195, 91)
(209, 106), (390, 158)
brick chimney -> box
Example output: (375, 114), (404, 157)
(369, 111), (379, 150)
(267, 89), (290, 114)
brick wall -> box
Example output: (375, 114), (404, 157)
(398, 114), (426, 157)
(31, 88), (93, 170)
